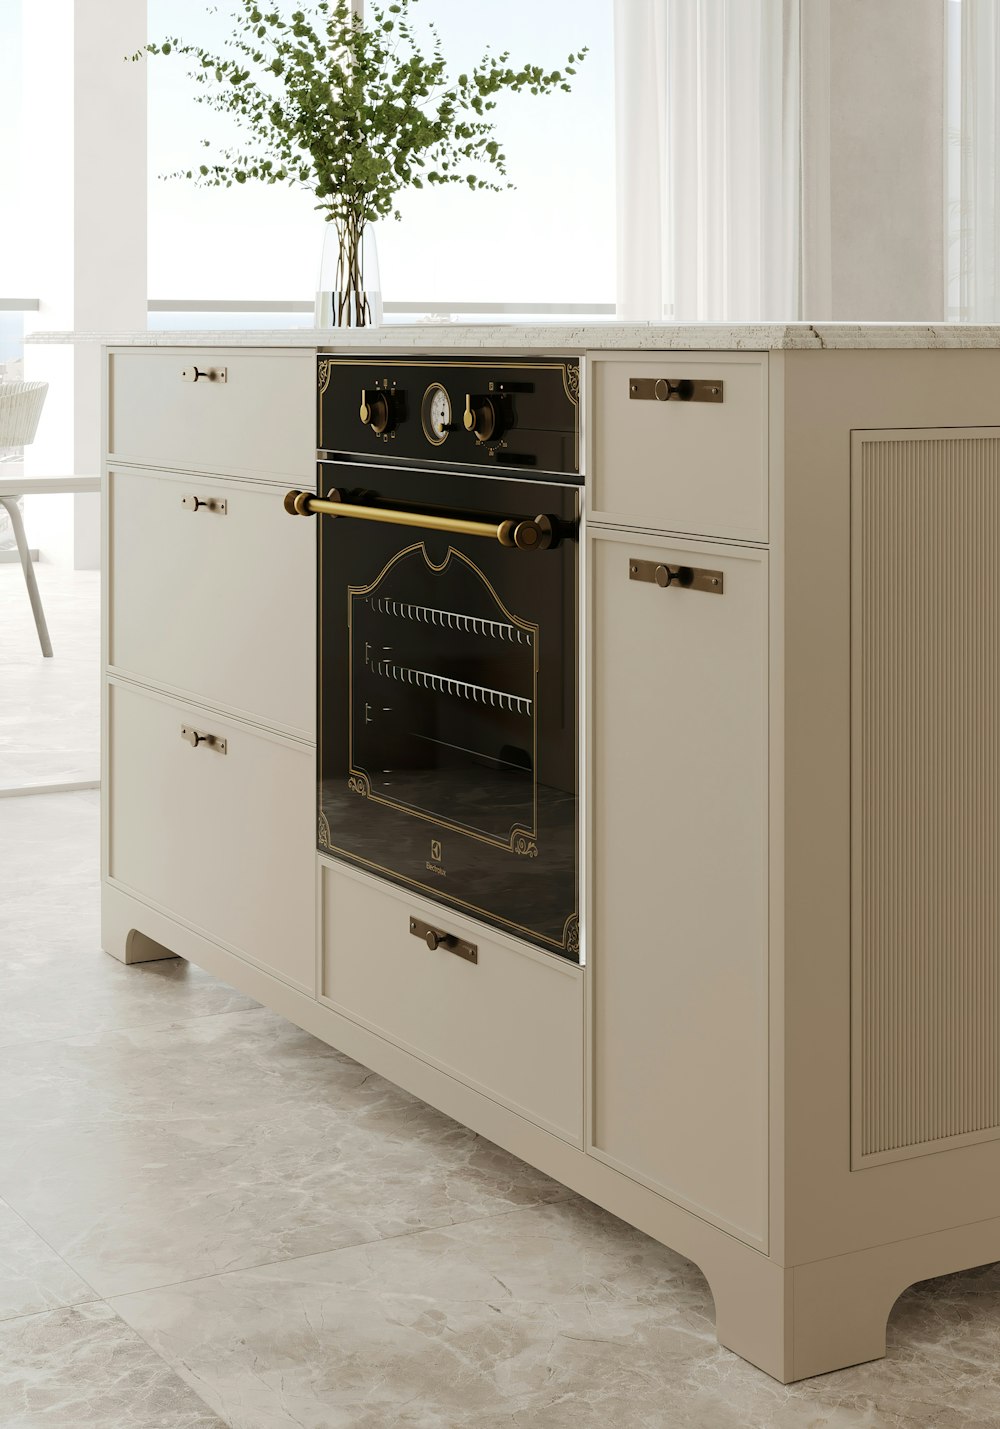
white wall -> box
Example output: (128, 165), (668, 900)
(22, 0), (146, 568)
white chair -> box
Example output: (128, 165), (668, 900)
(0, 380), (100, 658)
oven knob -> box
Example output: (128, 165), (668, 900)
(463, 393), (500, 442)
(359, 387), (397, 436)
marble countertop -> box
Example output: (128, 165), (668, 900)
(24, 321), (1000, 351)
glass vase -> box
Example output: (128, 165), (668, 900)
(314, 218), (383, 328)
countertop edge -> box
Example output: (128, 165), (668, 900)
(23, 322), (1000, 351)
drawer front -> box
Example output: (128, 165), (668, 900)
(109, 683), (315, 993)
(321, 864), (583, 1143)
(108, 349), (315, 480)
(589, 353), (768, 540)
(109, 469), (314, 738)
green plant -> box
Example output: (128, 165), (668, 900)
(137, 0), (586, 322)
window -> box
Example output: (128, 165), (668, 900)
(146, 0), (614, 320)
(0, 0), (26, 378)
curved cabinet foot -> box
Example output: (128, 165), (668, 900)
(102, 889), (179, 964)
(711, 1219), (1000, 1383)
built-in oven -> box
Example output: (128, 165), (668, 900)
(285, 356), (581, 960)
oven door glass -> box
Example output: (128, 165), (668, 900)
(318, 462), (579, 959)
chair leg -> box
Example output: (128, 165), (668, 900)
(0, 496), (53, 657)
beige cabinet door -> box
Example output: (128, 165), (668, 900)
(590, 529), (769, 1248)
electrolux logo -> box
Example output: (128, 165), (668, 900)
(426, 838), (446, 877)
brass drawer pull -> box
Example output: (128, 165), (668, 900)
(629, 376), (723, 403)
(409, 916), (478, 964)
(629, 558), (724, 595)
(180, 494), (227, 515)
(181, 366), (227, 384)
(180, 725), (227, 754)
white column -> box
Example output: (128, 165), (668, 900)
(22, 0), (146, 568)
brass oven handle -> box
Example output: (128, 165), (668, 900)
(283, 488), (555, 551)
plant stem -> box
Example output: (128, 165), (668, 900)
(334, 213), (371, 327)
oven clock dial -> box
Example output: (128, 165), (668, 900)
(420, 383), (452, 446)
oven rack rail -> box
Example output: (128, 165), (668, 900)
(368, 598), (533, 646)
(371, 658), (533, 716)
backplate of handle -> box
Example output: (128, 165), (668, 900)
(181, 494), (227, 515)
(629, 557), (724, 594)
(629, 376), (723, 403)
(180, 725), (227, 754)
(181, 366), (227, 384)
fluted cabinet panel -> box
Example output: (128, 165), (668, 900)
(852, 429), (1000, 1166)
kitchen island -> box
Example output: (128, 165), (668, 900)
(30, 321), (1000, 1382)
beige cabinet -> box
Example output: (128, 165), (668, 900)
(102, 345), (316, 995)
(589, 352), (767, 540)
(108, 348), (315, 481)
(589, 528), (769, 1247)
(108, 466), (314, 739)
(320, 863), (583, 1144)
(108, 681), (315, 993)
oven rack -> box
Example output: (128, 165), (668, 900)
(369, 597), (533, 646)
(371, 658), (532, 716)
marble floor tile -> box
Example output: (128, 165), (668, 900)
(2, 787), (99, 897)
(0, 564), (99, 792)
(113, 1197), (945, 1429)
(0, 1006), (566, 1298)
(0, 1301), (226, 1428)
(0, 1198), (96, 1322)
(0, 791), (259, 1048)
(0, 939), (260, 1051)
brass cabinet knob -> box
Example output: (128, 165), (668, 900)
(654, 563), (691, 589)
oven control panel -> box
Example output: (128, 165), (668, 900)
(318, 356), (581, 478)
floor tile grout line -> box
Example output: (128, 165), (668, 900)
(0, 1292), (104, 1327)
(104, 1193), (578, 1307)
(99, 1298), (234, 1428)
(0, 1193), (106, 1306)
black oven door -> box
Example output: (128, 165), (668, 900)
(318, 460), (579, 960)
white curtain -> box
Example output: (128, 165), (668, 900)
(954, 0), (1000, 320)
(615, 0), (801, 322)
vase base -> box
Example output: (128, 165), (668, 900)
(314, 290), (384, 329)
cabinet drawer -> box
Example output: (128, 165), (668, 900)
(109, 469), (314, 738)
(109, 683), (315, 993)
(108, 349), (315, 481)
(589, 353), (767, 541)
(320, 864), (583, 1143)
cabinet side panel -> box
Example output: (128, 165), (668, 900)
(853, 430), (1000, 1165)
